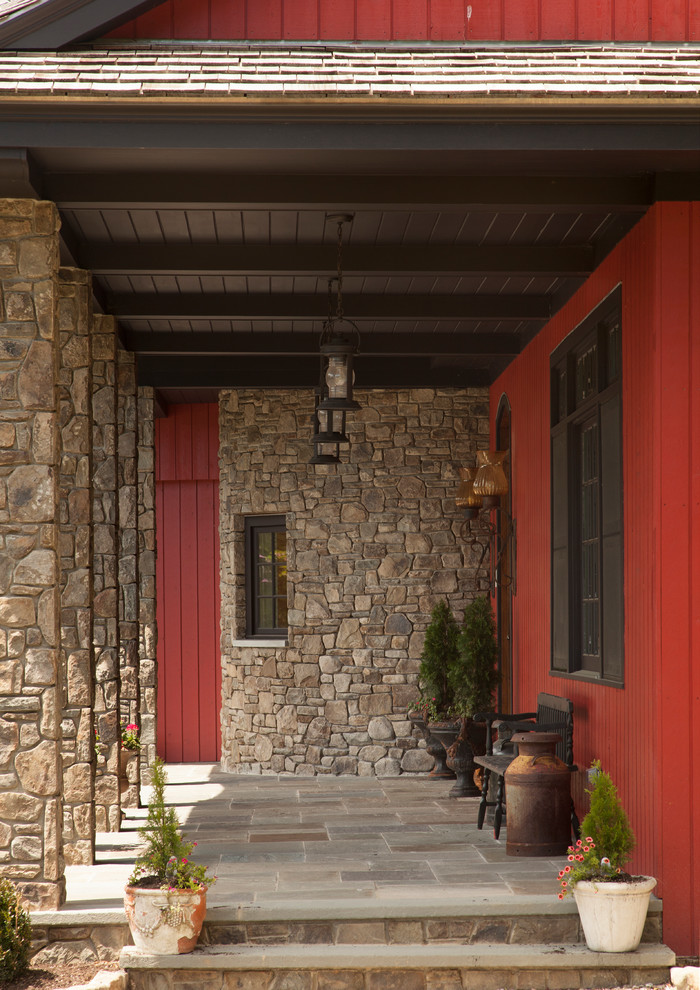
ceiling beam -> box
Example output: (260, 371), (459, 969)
(46, 172), (654, 212)
(109, 292), (550, 322)
(84, 243), (594, 277)
(136, 354), (492, 389)
(123, 330), (522, 358)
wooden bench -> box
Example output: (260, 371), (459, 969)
(473, 692), (580, 841)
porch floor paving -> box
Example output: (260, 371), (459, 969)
(67, 762), (576, 913)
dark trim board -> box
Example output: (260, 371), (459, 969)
(111, 294), (551, 323)
(136, 354), (494, 389)
(84, 244), (595, 277)
(1, 112), (699, 157)
(123, 331), (523, 358)
(0, 0), (164, 50)
(45, 172), (658, 211)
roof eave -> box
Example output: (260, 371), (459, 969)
(0, 0), (164, 51)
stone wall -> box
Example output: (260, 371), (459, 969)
(0, 199), (65, 908)
(219, 387), (490, 776)
(91, 315), (120, 831)
(1, 198), (158, 903)
(137, 387), (157, 781)
(57, 268), (94, 866)
(116, 351), (139, 809)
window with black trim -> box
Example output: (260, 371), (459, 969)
(550, 288), (623, 685)
(245, 515), (288, 638)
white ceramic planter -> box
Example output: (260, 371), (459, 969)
(573, 876), (657, 952)
(124, 885), (206, 954)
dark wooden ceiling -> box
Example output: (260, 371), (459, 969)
(2, 118), (698, 406)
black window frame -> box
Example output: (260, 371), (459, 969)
(244, 515), (288, 639)
(550, 286), (624, 687)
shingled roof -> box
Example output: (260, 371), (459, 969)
(0, 43), (699, 99)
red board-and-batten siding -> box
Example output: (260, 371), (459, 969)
(109, 0), (699, 41)
(155, 403), (221, 763)
(490, 201), (700, 957)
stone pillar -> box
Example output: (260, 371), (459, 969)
(57, 268), (94, 865)
(137, 387), (156, 781)
(91, 315), (120, 831)
(117, 349), (139, 808)
(0, 199), (65, 908)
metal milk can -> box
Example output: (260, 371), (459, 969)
(504, 731), (571, 857)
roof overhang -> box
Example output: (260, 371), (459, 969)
(0, 43), (698, 406)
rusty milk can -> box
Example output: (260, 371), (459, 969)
(504, 732), (571, 857)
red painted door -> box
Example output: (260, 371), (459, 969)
(156, 404), (221, 762)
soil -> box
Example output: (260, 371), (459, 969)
(8, 960), (120, 990)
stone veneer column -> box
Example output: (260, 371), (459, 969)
(219, 388), (490, 777)
(0, 199), (64, 907)
(57, 268), (94, 865)
(91, 315), (120, 831)
(137, 386), (156, 781)
(116, 350), (139, 808)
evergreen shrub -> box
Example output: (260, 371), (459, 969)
(0, 877), (32, 982)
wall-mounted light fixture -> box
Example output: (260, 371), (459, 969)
(457, 450), (516, 595)
(310, 213), (360, 465)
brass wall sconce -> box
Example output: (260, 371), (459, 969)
(457, 450), (516, 596)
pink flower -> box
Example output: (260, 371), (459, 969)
(181, 859), (188, 864)
(558, 893), (564, 899)
(583, 845), (590, 852)
(564, 866), (571, 873)
(585, 837), (593, 843)
(567, 855), (574, 862)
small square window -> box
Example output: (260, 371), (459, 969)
(245, 515), (287, 638)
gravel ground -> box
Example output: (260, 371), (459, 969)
(9, 961), (120, 990)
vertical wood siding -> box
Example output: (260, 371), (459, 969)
(489, 202), (700, 956)
(156, 403), (221, 763)
(108, 0), (697, 41)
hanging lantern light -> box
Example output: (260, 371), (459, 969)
(317, 213), (360, 414)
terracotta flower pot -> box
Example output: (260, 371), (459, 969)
(124, 885), (207, 954)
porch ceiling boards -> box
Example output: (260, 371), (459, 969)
(0, 43), (698, 404)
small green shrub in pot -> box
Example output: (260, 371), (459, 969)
(450, 595), (499, 718)
(558, 760), (636, 896)
(556, 761), (655, 953)
(128, 757), (215, 890)
(415, 598), (461, 721)
(0, 877), (32, 982)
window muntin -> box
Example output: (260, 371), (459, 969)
(245, 516), (287, 638)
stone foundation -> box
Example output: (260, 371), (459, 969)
(219, 387), (490, 776)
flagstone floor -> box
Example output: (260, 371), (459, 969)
(70, 763), (569, 911)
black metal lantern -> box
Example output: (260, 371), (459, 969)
(317, 214), (360, 414)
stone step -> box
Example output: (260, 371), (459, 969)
(120, 941), (676, 990)
(30, 894), (665, 964)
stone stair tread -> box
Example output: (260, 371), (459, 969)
(121, 941), (676, 970)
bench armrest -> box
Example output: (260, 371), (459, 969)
(473, 711), (538, 754)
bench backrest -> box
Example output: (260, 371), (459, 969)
(535, 692), (574, 767)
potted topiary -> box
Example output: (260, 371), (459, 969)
(557, 760), (656, 952)
(125, 757), (216, 954)
(443, 595), (500, 796)
(413, 598), (462, 779)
